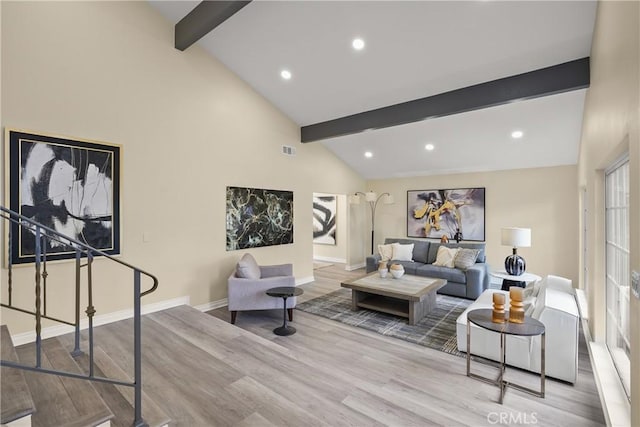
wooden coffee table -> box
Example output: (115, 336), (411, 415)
(341, 273), (447, 325)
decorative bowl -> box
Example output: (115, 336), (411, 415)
(390, 269), (404, 279)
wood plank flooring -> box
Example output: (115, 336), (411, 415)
(37, 264), (604, 426)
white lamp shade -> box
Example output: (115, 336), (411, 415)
(348, 195), (360, 205)
(501, 227), (531, 248)
(384, 194), (394, 204)
(365, 191), (377, 202)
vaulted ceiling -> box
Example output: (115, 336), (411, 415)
(150, 1), (597, 179)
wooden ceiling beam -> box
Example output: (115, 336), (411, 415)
(301, 57), (590, 143)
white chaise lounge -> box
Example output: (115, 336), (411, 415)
(456, 275), (579, 383)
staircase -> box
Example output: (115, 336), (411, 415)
(0, 206), (168, 427)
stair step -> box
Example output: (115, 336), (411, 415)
(16, 338), (114, 427)
(1, 325), (36, 425)
(68, 346), (170, 427)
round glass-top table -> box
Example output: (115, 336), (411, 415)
(466, 308), (545, 404)
(265, 286), (303, 336)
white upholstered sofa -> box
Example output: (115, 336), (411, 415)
(456, 275), (579, 383)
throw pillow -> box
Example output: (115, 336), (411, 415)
(391, 243), (414, 261)
(524, 296), (537, 316)
(454, 248), (480, 270)
(432, 246), (459, 268)
(378, 244), (394, 262)
(236, 253), (261, 279)
(523, 278), (545, 299)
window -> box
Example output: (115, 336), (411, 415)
(605, 158), (630, 397)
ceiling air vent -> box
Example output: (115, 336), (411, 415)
(282, 145), (296, 156)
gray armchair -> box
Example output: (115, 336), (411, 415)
(228, 253), (296, 324)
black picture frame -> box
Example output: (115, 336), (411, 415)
(226, 186), (294, 250)
(407, 187), (485, 241)
(5, 129), (121, 264)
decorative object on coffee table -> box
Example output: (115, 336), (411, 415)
(265, 286), (303, 336)
(501, 227), (531, 276)
(508, 286), (525, 324)
(440, 234), (449, 243)
(492, 293), (506, 323)
(390, 263), (405, 279)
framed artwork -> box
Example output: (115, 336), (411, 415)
(313, 193), (337, 245)
(5, 129), (121, 264)
(407, 187), (485, 241)
(226, 186), (294, 250)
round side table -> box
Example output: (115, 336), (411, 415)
(265, 286), (303, 336)
(466, 308), (545, 404)
(490, 270), (541, 291)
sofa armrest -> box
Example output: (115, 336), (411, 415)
(464, 263), (490, 299)
(545, 274), (574, 294)
(366, 254), (382, 273)
(260, 264), (293, 278)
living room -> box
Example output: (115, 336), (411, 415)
(1, 1), (638, 426)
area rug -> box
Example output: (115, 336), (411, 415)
(296, 288), (471, 357)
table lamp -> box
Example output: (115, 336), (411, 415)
(501, 227), (531, 276)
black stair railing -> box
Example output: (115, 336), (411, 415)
(0, 206), (158, 427)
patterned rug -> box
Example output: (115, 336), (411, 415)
(297, 288), (471, 356)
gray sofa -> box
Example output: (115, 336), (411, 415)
(366, 238), (490, 299)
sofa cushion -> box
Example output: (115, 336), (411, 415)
(454, 248), (480, 270)
(378, 244), (394, 262)
(416, 264), (466, 283)
(392, 243), (414, 261)
(384, 238), (429, 264)
(433, 246), (459, 268)
(236, 253), (261, 279)
(428, 242), (486, 264)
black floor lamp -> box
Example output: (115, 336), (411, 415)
(350, 191), (394, 254)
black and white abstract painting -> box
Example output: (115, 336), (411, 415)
(226, 186), (294, 250)
(407, 188), (485, 241)
(6, 129), (121, 264)
(313, 193), (337, 245)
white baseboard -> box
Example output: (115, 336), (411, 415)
(11, 296), (190, 346)
(296, 276), (315, 285)
(313, 256), (346, 264)
(193, 298), (228, 312)
(345, 262), (365, 271)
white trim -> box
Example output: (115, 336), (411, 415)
(345, 262), (365, 271)
(296, 276), (315, 286)
(587, 341), (631, 427)
(575, 288), (589, 320)
(193, 298), (228, 312)
(10, 296), (190, 346)
(313, 256), (346, 264)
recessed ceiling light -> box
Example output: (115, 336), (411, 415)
(511, 130), (524, 139)
(364, 151), (373, 158)
(425, 143), (435, 151)
(280, 70), (292, 80)
(352, 38), (365, 50)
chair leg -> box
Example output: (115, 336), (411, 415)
(287, 308), (293, 322)
(231, 311), (237, 324)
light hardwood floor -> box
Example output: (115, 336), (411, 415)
(56, 264), (604, 426)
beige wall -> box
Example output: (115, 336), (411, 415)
(367, 165), (579, 283)
(312, 193), (348, 262)
(578, 1), (639, 423)
(0, 1), (365, 333)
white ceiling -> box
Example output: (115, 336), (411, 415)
(150, 1), (597, 179)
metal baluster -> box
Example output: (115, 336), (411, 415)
(8, 218), (12, 306)
(71, 250), (82, 357)
(86, 253), (95, 377)
(133, 269), (146, 427)
(42, 233), (48, 316)
(34, 227), (42, 368)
